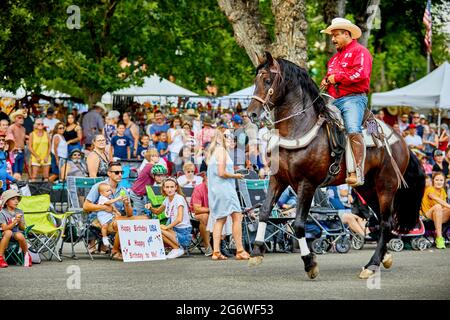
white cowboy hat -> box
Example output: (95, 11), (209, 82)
(184, 108), (199, 118)
(94, 102), (107, 113)
(320, 18), (362, 39)
(9, 109), (25, 122)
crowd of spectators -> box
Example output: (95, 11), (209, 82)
(0, 103), (448, 267)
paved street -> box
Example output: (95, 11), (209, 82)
(1, 244), (449, 300)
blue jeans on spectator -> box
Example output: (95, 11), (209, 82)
(129, 189), (147, 216)
(13, 151), (24, 174)
(333, 94), (368, 134)
(174, 226), (192, 248)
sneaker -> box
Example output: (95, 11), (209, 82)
(167, 248), (185, 259)
(204, 246), (213, 257)
(435, 236), (446, 249)
(0, 256), (8, 268)
(102, 237), (111, 247)
(23, 252), (32, 268)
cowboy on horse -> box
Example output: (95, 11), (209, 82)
(320, 18), (373, 187)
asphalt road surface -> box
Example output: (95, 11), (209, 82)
(1, 243), (449, 300)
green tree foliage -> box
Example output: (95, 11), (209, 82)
(0, 0), (253, 103)
(1, 0), (448, 103)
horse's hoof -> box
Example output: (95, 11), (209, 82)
(306, 264), (319, 279)
(248, 256), (263, 267)
(359, 268), (374, 279)
(382, 253), (393, 269)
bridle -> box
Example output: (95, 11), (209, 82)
(251, 59), (283, 127)
(251, 60), (329, 128)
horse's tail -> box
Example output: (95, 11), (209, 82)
(393, 151), (426, 233)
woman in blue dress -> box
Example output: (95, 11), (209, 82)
(206, 129), (249, 260)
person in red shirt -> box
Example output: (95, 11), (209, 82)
(190, 174), (212, 256)
(320, 18), (373, 186)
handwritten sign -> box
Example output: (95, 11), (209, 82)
(117, 219), (166, 262)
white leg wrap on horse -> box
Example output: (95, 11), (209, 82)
(255, 222), (267, 243)
(298, 237), (310, 256)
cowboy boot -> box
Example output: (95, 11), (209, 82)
(346, 133), (365, 187)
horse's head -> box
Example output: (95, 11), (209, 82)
(248, 52), (284, 122)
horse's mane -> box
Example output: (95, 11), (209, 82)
(257, 58), (334, 121)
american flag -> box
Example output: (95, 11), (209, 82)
(423, 0), (432, 53)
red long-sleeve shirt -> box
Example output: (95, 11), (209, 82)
(325, 40), (373, 99)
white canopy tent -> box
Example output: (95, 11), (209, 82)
(371, 61), (450, 108)
(219, 85), (255, 108)
(371, 61), (450, 132)
(102, 74), (199, 105)
(0, 86), (70, 99)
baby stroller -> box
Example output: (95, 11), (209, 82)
(351, 189), (431, 251)
(306, 189), (352, 254)
(388, 218), (431, 251)
(348, 189), (380, 250)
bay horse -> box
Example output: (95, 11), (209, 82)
(247, 52), (425, 279)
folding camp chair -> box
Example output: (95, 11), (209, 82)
(64, 176), (105, 260)
(146, 185), (167, 221)
(18, 194), (70, 262)
(0, 226), (33, 265)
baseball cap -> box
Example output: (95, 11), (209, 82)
(231, 114), (243, 125)
(46, 107), (55, 115)
(408, 123), (416, 129)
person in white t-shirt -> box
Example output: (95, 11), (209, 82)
(167, 117), (184, 172)
(43, 108), (60, 134)
(145, 177), (192, 259)
(404, 124), (424, 151)
(177, 162), (202, 188)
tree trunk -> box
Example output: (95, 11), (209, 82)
(357, 0), (381, 48)
(323, 0), (346, 58)
(217, 0), (271, 67)
(218, 0), (308, 68)
(85, 91), (103, 107)
(270, 0), (308, 68)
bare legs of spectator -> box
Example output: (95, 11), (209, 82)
(213, 212), (246, 258)
(161, 229), (180, 249)
(30, 165), (50, 182)
(425, 204), (450, 238)
(342, 213), (365, 236)
(194, 212), (211, 249)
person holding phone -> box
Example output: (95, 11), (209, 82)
(205, 129), (249, 260)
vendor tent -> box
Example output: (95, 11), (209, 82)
(112, 74), (198, 97)
(219, 85), (255, 108)
(102, 74), (198, 105)
(371, 61), (450, 109)
(223, 85), (255, 98)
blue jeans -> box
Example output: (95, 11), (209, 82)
(129, 189), (147, 216)
(333, 95), (368, 134)
(12, 151), (24, 174)
(174, 226), (192, 248)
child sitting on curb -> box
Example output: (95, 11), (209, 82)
(0, 190), (32, 268)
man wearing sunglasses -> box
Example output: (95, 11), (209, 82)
(83, 161), (147, 260)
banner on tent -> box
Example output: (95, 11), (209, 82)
(117, 219), (166, 262)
